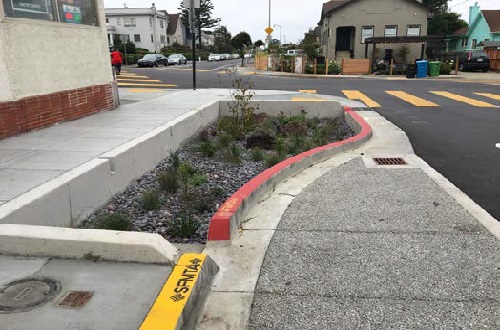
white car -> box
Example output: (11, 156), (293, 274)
(167, 54), (187, 65)
(208, 54), (221, 61)
(231, 54), (240, 59)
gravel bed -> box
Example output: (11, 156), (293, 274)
(81, 118), (354, 244)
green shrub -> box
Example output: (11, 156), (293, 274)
(440, 62), (453, 75)
(169, 214), (199, 238)
(91, 213), (131, 231)
(265, 153), (283, 168)
(224, 143), (242, 164)
(140, 189), (162, 211)
(196, 140), (216, 157)
(168, 151), (180, 171)
(275, 137), (287, 159)
(211, 186), (225, 198)
(190, 173), (208, 186)
(251, 147), (265, 161)
(158, 169), (178, 193)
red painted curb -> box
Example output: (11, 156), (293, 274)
(207, 106), (372, 241)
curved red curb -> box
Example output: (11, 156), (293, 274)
(207, 106), (372, 241)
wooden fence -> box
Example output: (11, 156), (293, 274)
(484, 48), (500, 71)
(341, 59), (371, 75)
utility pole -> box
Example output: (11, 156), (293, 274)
(189, 0), (197, 90)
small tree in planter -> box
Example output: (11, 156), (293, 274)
(397, 44), (411, 64)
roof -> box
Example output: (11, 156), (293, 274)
(478, 40), (500, 48)
(451, 26), (468, 36)
(321, 0), (428, 18)
(482, 10), (500, 33)
(167, 13), (180, 35)
(105, 8), (168, 18)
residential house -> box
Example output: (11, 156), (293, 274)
(105, 4), (168, 53)
(167, 13), (188, 46)
(320, 0), (429, 62)
(447, 4), (500, 52)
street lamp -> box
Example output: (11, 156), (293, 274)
(274, 24), (281, 45)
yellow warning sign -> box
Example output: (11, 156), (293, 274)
(265, 27), (274, 35)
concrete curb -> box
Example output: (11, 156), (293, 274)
(0, 224), (179, 264)
(207, 106), (372, 243)
(140, 253), (219, 330)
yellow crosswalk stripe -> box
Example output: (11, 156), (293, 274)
(299, 90), (317, 94)
(386, 91), (439, 107)
(342, 90), (381, 108)
(430, 91), (496, 107)
(118, 75), (151, 79)
(474, 93), (500, 101)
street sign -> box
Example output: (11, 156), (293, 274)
(265, 27), (274, 35)
(183, 0), (200, 8)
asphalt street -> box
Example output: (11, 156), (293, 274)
(119, 62), (500, 221)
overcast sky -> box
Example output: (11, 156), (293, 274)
(103, 0), (499, 44)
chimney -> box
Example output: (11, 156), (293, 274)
(469, 2), (480, 25)
(123, 3), (127, 8)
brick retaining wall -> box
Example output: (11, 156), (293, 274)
(0, 83), (116, 139)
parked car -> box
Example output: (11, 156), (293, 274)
(167, 54), (187, 65)
(223, 54), (231, 60)
(458, 50), (490, 72)
(137, 54), (168, 67)
(208, 53), (221, 61)
(231, 54), (240, 59)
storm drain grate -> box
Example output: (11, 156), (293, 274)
(373, 158), (407, 166)
(58, 291), (94, 308)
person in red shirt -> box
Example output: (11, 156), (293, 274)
(110, 47), (123, 75)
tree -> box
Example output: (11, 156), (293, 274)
(231, 32), (252, 50)
(428, 12), (467, 35)
(299, 29), (320, 60)
(254, 40), (264, 48)
(214, 25), (233, 53)
(179, 0), (221, 48)
(422, 0), (448, 15)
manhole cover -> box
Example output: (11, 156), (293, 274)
(58, 291), (94, 308)
(0, 277), (61, 313)
(373, 157), (407, 165)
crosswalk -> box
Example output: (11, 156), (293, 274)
(117, 71), (177, 88)
(335, 89), (500, 108)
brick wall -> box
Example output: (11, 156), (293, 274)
(0, 83), (116, 139)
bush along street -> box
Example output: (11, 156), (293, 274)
(80, 76), (354, 243)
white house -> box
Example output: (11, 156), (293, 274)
(105, 4), (168, 53)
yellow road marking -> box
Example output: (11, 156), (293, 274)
(118, 75), (151, 79)
(117, 83), (177, 87)
(430, 91), (496, 107)
(140, 254), (207, 330)
(126, 89), (163, 93)
(299, 90), (317, 94)
(242, 71), (257, 75)
(117, 79), (162, 82)
(386, 91), (439, 107)
(342, 90), (381, 108)
(474, 93), (500, 101)
(291, 97), (326, 102)
(217, 70), (229, 74)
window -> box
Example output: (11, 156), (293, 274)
(134, 34), (141, 42)
(151, 34), (154, 43)
(160, 20), (164, 28)
(2, 0), (99, 25)
(117, 18), (121, 26)
(124, 18), (136, 27)
(361, 26), (374, 44)
(149, 17), (153, 27)
(119, 34), (130, 43)
(461, 37), (468, 48)
(407, 25), (420, 36)
(385, 25), (397, 37)
(160, 35), (166, 43)
(106, 18), (109, 23)
(472, 39), (477, 49)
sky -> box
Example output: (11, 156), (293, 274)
(103, 0), (500, 44)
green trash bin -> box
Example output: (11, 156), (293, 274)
(428, 61), (441, 77)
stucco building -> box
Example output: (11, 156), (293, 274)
(105, 4), (168, 53)
(0, 0), (117, 140)
(320, 0), (429, 62)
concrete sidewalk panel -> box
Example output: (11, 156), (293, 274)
(256, 230), (498, 301)
(0, 255), (48, 284)
(250, 292), (499, 329)
(197, 292), (253, 329)
(0, 224), (179, 264)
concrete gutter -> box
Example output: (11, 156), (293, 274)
(0, 224), (179, 264)
(207, 106), (372, 244)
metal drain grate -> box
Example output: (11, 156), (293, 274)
(373, 158), (407, 165)
(58, 291), (94, 308)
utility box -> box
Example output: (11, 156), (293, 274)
(416, 60), (428, 78)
